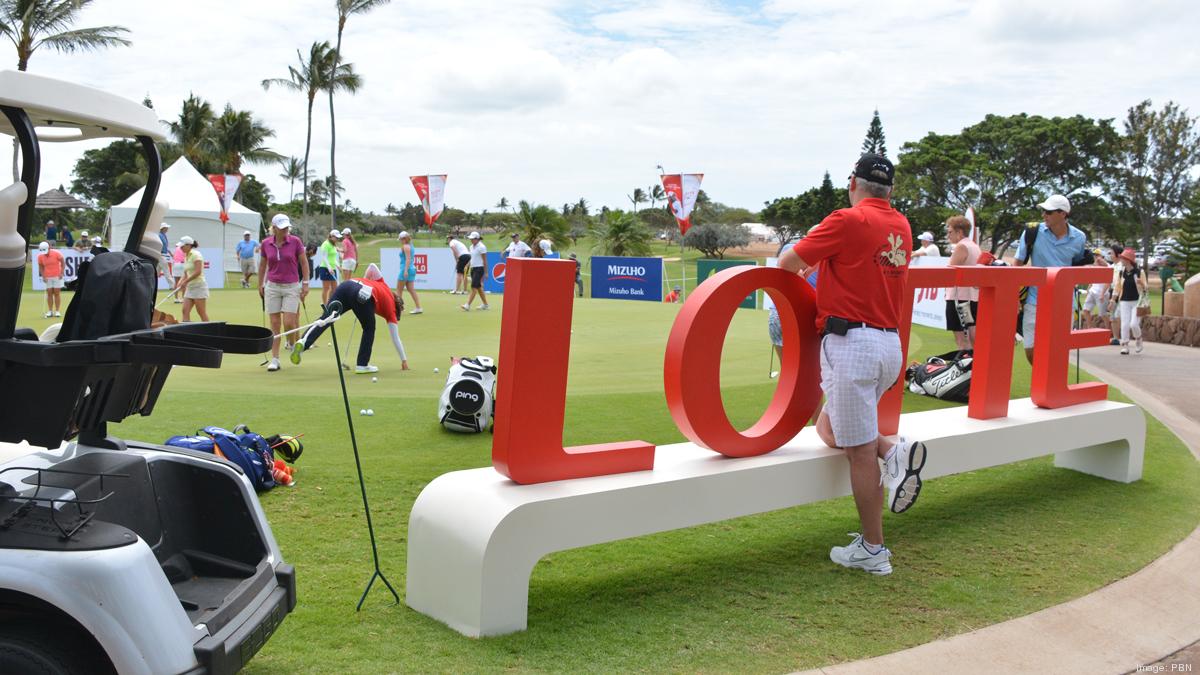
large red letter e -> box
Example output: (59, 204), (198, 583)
(1030, 266), (1111, 408)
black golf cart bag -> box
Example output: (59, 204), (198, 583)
(905, 349), (973, 403)
(438, 356), (497, 433)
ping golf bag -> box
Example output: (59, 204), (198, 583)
(905, 349), (973, 403)
(438, 356), (497, 433)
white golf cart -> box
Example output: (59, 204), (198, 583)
(0, 71), (294, 674)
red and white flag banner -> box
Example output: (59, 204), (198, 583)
(410, 174), (447, 230)
(207, 174), (242, 223)
(660, 173), (703, 235)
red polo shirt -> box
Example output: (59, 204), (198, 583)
(356, 277), (397, 324)
(792, 197), (912, 332)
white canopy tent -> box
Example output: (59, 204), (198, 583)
(108, 158), (261, 271)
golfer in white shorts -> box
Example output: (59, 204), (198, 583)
(778, 152), (928, 576)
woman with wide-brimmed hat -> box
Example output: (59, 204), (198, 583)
(1108, 247), (1147, 355)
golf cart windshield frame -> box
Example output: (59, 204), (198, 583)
(0, 106), (162, 340)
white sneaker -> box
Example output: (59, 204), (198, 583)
(829, 533), (892, 575)
(460, 303), (470, 312)
(410, 308), (423, 315)
(355, 365), (379, 374)
(53, 311), (60, 317)
(883, 438), (927, 514)
(1120, 344), (1129, 355)
(1135, 337), (1143, 353)
(44, 311), (52, 318)
(480, 304), (490, 311)
(267, 358), (280, 372)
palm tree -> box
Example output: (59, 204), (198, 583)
(263, 41), (341, 216)
(627, 187), (647, 212)
(514, 200), (569, 255)
(649, 184), (665, 210)
(207, 104), (281, 174)
(278, 157), (309, 202)
(574, 198), (589, 216)
(495, 197), (510, 212)
(591, 212), (653, 257)
(2, 0), (130, 178)
(168, 94), (215, 169)
(321, 174), (344, 201)
(328, 0), (390, 227)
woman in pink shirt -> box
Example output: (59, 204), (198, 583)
(340, 227), (358, 277)
(171, 245), (186, 303)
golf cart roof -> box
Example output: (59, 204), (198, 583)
(0, 70), (165, 142)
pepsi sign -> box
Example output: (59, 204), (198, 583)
(590, 256), (663, 302)
(484, 252), (506, 293)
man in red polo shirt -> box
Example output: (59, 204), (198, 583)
(779, 153), (927, 576)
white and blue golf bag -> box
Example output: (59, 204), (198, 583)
(438, 356), (497, 433)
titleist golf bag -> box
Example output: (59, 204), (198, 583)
(905, 349), (973, 403)
(438, 356), (497, 433)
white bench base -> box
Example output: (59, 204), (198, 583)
(405, 398), (1144, 637)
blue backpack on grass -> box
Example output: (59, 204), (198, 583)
(166, 426), (276, 490)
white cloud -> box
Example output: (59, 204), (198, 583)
(7, 0), (1200, 217)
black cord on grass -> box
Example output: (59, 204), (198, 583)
(326, 300), (399, 610)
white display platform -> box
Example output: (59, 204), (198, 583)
(406, 398), (1144, 637)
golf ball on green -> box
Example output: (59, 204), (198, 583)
(434, 367), (439, 373)
(366, 409), (374, 416)
(371, 376), (378, 382)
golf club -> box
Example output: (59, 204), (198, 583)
(341, 318), (356, 371)
(154, 287), (181, 309)
(768, 344), (777, 379)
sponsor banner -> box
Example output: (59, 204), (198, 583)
(410, 174), (447, 228)
(30, 247), (224, 290)
(696, 259), (756, 308)
(379, 247), (456, 290)
(660, 173), (703, 235)
(484, 252), (506, 293)
(911, 256), (948, 329)
(590, 256), (663, 301)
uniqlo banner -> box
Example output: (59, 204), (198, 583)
(410, 175), (447, 229)
(660, 173), (703, 235)
(378, 247), (456, 290)
(208, 174), (242, 223)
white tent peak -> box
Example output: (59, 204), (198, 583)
(114, 157), (255, 217)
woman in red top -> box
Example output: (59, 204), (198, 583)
(35, 241), (65, 317)
(290, 265), (409, 373)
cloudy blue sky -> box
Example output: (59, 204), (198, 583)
(15, 0), (1200, 214)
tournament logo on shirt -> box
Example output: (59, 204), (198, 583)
(879, 233), (908, 269)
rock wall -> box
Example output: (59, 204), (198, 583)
(1141, 315), (1200, 347)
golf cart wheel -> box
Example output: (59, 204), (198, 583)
(0, 621), (102, 675)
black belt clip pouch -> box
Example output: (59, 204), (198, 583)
(825, 316), (850, 336)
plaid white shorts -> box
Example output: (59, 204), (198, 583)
(819, 328), (903, 447)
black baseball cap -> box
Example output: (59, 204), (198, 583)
(853, 153), (894, 186)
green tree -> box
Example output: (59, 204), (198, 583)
(513, 200), (569, 255)
(168, 93), (215, 170)
(1, 0), (131, 179)
(591, 211), (653, 257)
(278, 156), (309, 203)
(208, 104), (281, 174)
(1172, 187), (1200, 280)
(263, 41), (344, 215)
(328, 0), (389, 227)
(1111, 100), (1200, 267)
(895, 113), (1119, 253)
(683, 221), (751, 259)
(628, 187), (646, 212)
(237, 174), (272, 228)
(862, 109), (887, 157)
(69, 139), (143, 206)
(761, 173), (850, 244)
(648, 184), (665, 209)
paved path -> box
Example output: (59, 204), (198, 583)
(799, 341), (1200, 675)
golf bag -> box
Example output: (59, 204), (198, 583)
(438, 356), (496, 433)
(905, 349), (973, 403)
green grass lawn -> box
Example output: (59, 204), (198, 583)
(11, 243), (1200, 673)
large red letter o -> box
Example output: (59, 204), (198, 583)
(663, 266), (821, 457)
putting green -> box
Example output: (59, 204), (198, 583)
(10, 245), (1199, 673)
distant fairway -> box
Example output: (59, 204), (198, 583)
(11, 241), (1200, 673)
